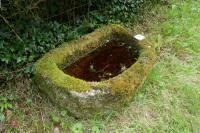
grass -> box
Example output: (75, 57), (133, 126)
(1, 0), (200, 132)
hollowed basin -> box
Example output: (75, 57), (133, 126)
(34, 24), (156, 118)
(63, 40), (140, 82)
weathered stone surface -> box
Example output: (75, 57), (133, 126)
(34, 24), (156, 118)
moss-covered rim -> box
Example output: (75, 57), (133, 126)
(34, 24), (156, 93)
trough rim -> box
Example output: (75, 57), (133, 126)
(34, 24), (156, 95)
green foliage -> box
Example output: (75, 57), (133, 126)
(0, 113), (5, 122)
(51, 114), (60, 124)
(71, 123), (83, 133)
(91, 125), (101, 133)
(61, 122), (70, 129)
(1, 20), (66, 67)
(0, 97), (13, 122)
(60, 110), (67, 117)
(0, 18), (98, 81)
(109, 0), (145, 22)
(0, 97), (13, 113)
(0, 0), (159, 81)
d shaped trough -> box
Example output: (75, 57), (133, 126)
(34, 24), (156, 118)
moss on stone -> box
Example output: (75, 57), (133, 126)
(34, 24), (156, 117)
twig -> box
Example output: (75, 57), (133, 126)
(0, 14), (23, 42)
(45, 3), (88, 20)
(28, 0), (46, 10)
(73, 0), (76, 24)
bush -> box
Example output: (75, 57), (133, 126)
(0, 18), (98, 81)
(0, 0), (158, 81)
(108, 0), (145, 22)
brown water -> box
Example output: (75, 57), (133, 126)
(63, 40), (139, 81)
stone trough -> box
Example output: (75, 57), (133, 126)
(34, 24), (156, 118)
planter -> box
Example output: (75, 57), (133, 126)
(34, 24), (156, 118)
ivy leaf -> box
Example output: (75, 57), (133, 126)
(16, 57), (24, 63)
(1, 57), (10, 64)
(28, 55), (35, 62)
(24, 66), (33, 74)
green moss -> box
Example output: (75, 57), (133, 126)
(34, 24), (156, 94)
(33, 24), (156, 117)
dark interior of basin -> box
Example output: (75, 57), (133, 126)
(62, 40), (140, 81)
